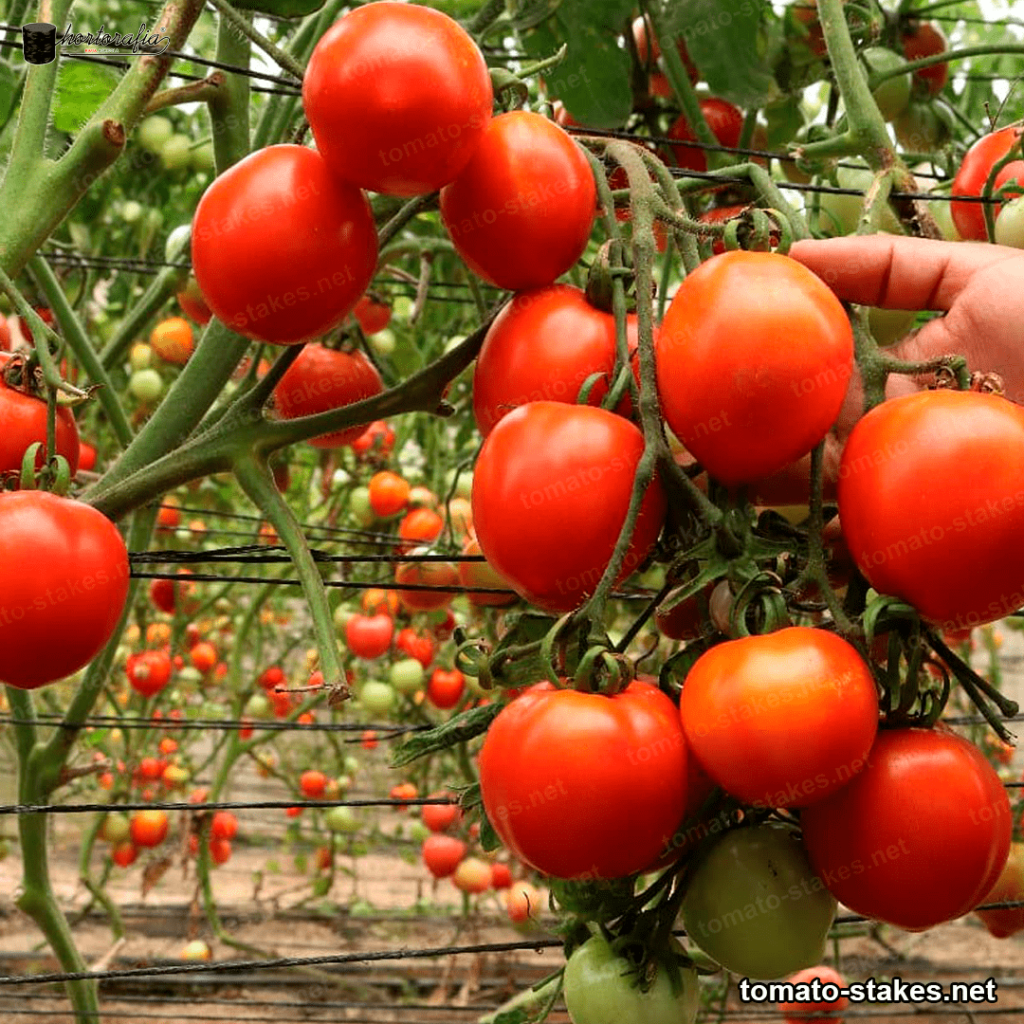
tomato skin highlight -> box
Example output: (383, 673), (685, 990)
(191, 145), (377, 345)
(681, 627), (877, 808)
(950, 125), (1024, 241)
(440, 111), (597, 291)
(800, 728), (1012, 931)
(838, 390), (1024, 631)
(273, 344), (383, 448)
(0, 492), (129, 689)
(472, 402), (666, 613)
(303, 2), (492, 196)
(478, 680), (688, 880)
(656, 251), (853, 485)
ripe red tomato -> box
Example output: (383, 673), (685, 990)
(396, 627), (435, 667)
(190, 641), (217, 673)
(209, 811), (238, 842)
(397, 507), (443, 551)
(0, 370), (80, 476)
(422, 793), (462, 833)
(16, 306), (54, 342)
(273, 344), (383, 448)
(350, 419), (395, 459)
(395, 556), (459, 612)
(900, 20), (949, 96)
(951, 124), (1024, 240)
(974, 843), (1024, 938)
(149, 317), (193, 365)
(656, 251), (853, 484)
(208, 837), (232, 865)
(148, 572), (197, 616)
(472, 285), (637, 436)
(176, 276), (212, 326)
(126, 650), (173, 697)
(369, 471), (410, 517)
(680, 628), (878, 809)
(345, 612), (394, 659)
(779, 966), (849, 1024)
(303, 2), (492, 196)
(631, 14), (699, 96)
(801, 728), (1011, 931)
(0, 317), (9, 350)
(422, 834), (467, 878)
(300, 769), (328, 798)
(77, 441), (97, 473)
(0, 492), (128, 689)
(353, 294), (391, 335)
(130, 809), (169, 848)
(440, 111), (596, 291)
(837, 390), (1024, 631)
(191, 145), (377, 344)
(490, 862), (513, 890)
(666, 98), (744, 172)
(479, 680), (688, 879)
(426, 667), (465, 710)
(472, 402), (666, 613)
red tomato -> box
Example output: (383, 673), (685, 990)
(361, 729), (379, 750)
(422, 834), (467, 878)
(78, 441), (97, 472)
(426, 668), (465, 710)
(472, 285), (638, 436)
(900, 20), (949, 96)
(631, 14), (699, 95)
(395, 556), (459, 612)
(472, 402), (666, 613)
(209, 837), (232, 865)
(258, 665), (285, 691)
(191, 145), (377, 345)
(459, 536), (517, 607)
(353, 295), (391, 335)
(156, 499), (181, 530)
(837, 390), (1024, 631)
(974, 843), (1024, 938)
(680, 628), (878, 809)
(490, 862), (514, 890)
(390, 781), (418, 810)
(111, 841), (138, 867)
(350, 419), (395, 459)
(0, 317), (9, 350)
(16, 306), (54, 342)
(369, 471), (410, 517)
(779, 966), (849, 1024)
(656, 251), (853, 484)
(801, 728), (1012, 931)
(479, 680), (689, 879)
(951, 124), (1024, 240)
(790, 0), (827, 58)
(300, 769), (328, 798)
(0, 369), (80, 476)
(303, 2), (492, 196)
(361, 588), (400, 617)
(207, 811), (238, 844)
(149, 572), (198, 616)
(345, 613), (394, 659)
(0, 492), (128, 689)
(190, 641), (217, 673)
(273, 344), (383, 448)
(396, 627), (435, 667)
(666, 98), (744, 172)
(397, 507), (443, 551)
(136, 756), (166, 782)
(176, 276), (212, 326)
(422, 793), (462, 833)
(126, 650), (173, 698)
(440, 111), (597, 291)
(149, 317), (193, 365)
(130, 809), (169, 848)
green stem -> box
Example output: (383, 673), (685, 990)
(29, 255), (134, 448)
(469, 0), (507, 35)
(207, 0), (307, 81)
(99, 264), (187, 370)
(209, 3), (253, 174)
(873, 45), (1024, 83)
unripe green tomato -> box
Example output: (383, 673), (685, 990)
(343, 755), (360, 775)
(868, 305), (917, 346)
(349, 485), (375, 526)
(563, 935), (699, 1024)
(335, 774), (352, 791)
(333, 603), (350, 638)
(137, 115), (173, 153)
(165, 224), (191, 262)
(160, 134), (193, 171)
(99, 812), (132, 844)
(245, 693), (271, 719)
(929, 197), (959, 240)
(122, 200), (144, 223)
(444, 333), (468, 354)
(681, 823), (837, 980)
(863, 47), (911, 122)
(359, 680), (397, 716)
(893, 101), (951, 153)
(818, 166), (902, 236)
(392, 296), (414, 320)
(129, 342), (153, 371)
(190, 141), (215, 171)
(389, 657), (425, 695)
(324, 805), (360, 834)
(129, 368), (164, 403)
(445, 469), (473, 501)
(995, 196), (1024, 248)
(176, 666), (204, 687)
(408, 820), (431, 843)
(145, 208), (163, 233)
(368, 328), (396, 357)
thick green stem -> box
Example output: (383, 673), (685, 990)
(208, 0), (307, 80)
(209, 4), (253, 174)
(7, 688), (99, 1022)
(99, 263), (186, 369)
(29, 255), (134, 448)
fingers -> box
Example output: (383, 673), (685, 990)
(789, 236), (1021, 311)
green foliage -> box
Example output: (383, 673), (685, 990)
(52, 61), (120, 134)
(390, 701), (502, 767)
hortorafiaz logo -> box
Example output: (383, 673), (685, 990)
(20, 20), (171, 64)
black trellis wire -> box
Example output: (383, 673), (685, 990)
(0, 713), (431, 733)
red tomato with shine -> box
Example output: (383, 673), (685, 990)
(353, 295), (391, 335)
(345, 613), (394, 659)
(801, 728), (1012, 931)
(0, 372), (80, 476)
(426, 668), (465, 710)
(396, 627), (435, 667)
(779, 966), (849, 1024)
(191, 145), (377, 345)
(666, 98), (744, 172)
(369, 470), (410, 517)
(680, 627), (878, 809)
(900, 20), (949, 97)
(480, 681), (689, 879)
(440, 111), (597, 291)
(130, 809), (169, 848)
(127, 650), (173, 698)
(273, 344), (383, 448)
(303, 2), (492, 196)
(395, 556), (459, 613)
(350, 419), (395, 458)
(656, 251), (853, 484)
(0, 492), (128, 689)
(837, 390), (1024, 631)
(422, 834), (466, 878)
(472, 402), (666, 613)
(950, 124), (1024, 241)
(472, 285), (638, 436)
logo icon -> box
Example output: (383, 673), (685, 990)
(22, 23), (57, 64)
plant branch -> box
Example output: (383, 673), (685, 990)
(144, 72), (225, 115)
(206, 0), (308, 81)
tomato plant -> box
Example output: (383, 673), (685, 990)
(426, 667), (465, 709)
(0, 369), (80, 476)
(950, 125), (1024, 241)
(149, 317), (193, 365)
(899, 20), (949, 96)
(344, 613), (394, 659)
(666, 98), (743, 172)
(800, 728), (1011, 931)
(368, 470), (410, 517)
(130, 810), (169, 848)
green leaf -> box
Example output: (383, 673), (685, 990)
(390, 702), (502, 768)
(661, 0), (778, 109)
(52, 61), (120, 135)
(518, 0), (634, 129)
(479, 807), (501, 853)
